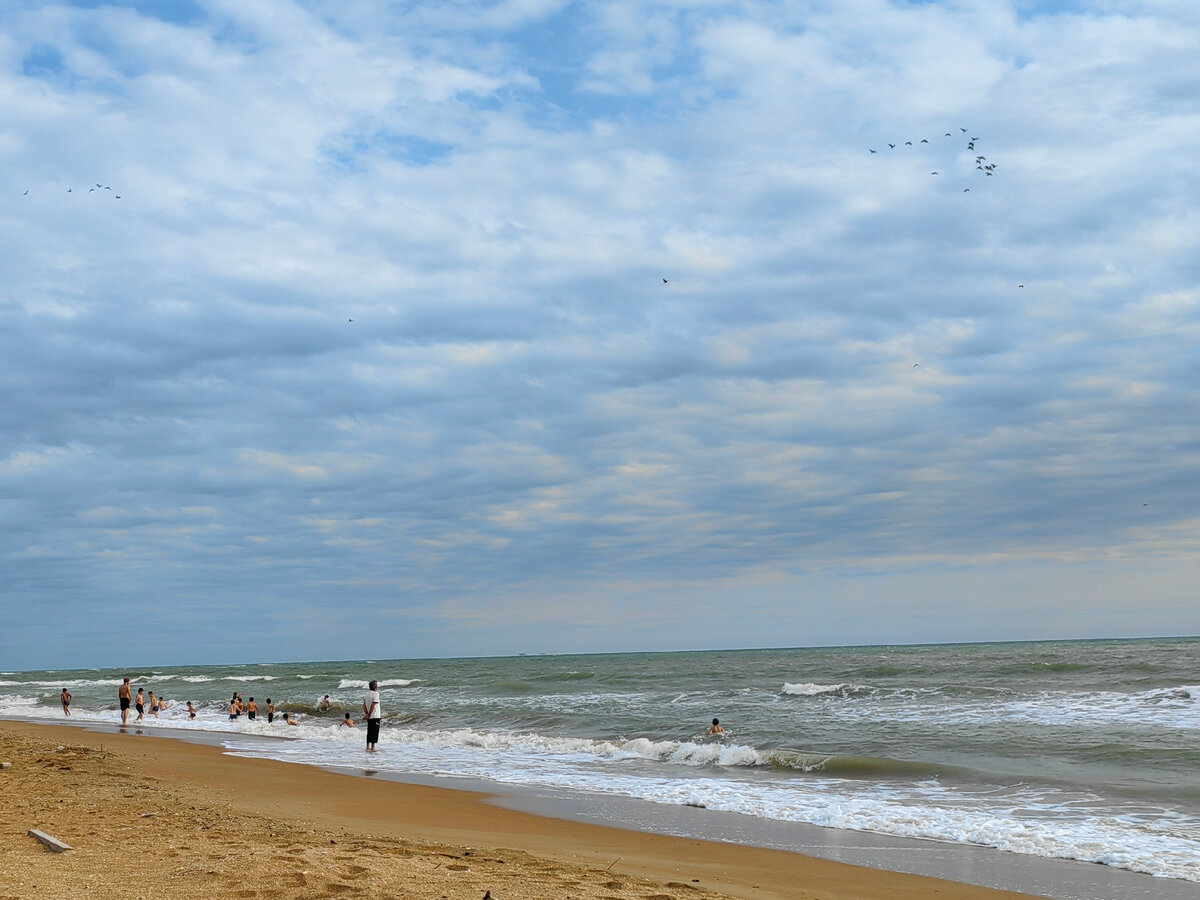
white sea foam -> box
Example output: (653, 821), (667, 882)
(0, 678), (125, 688)
(808, 683), (1200, 734)
(782, 682), (848, 696)
(337, 678), (417, 689)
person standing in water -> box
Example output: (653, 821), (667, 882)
(60, 688), (72, 716)
(362, 680), (381, 751)
(119, 678), (132, 725)
(708, 718), (725, 734)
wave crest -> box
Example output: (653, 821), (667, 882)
(782, 682), (849, 696)
(337, 678), (417, 689)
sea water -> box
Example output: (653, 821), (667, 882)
(2, 638), (1198, 884)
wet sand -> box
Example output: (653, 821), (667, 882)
(1, 720), (1044, 900)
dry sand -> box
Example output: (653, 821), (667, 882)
(0, 721), (1045, 900)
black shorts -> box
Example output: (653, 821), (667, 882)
(248, 712), (256, 720)
(136, 703), (144, 714)
(366, 718), (381, 744)
(267, 713), (274, 723)
(120, 698), (131, 710)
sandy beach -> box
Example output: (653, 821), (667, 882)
(0, 720), (1048, 900)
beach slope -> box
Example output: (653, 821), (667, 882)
(0, 721), (1044, 900)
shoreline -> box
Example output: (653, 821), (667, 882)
(7, 715), (1198, 899)
(2, 718), (1044, 900)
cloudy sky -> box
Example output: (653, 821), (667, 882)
(2, 0), (1198, 670)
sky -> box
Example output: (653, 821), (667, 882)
(2, 0), (1199, 670)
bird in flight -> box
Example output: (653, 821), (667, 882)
(662, 278), (669, 284)
(904, 141), (912, 146)
(888, 143), (895, 149)
(963, 188), (970, 192)
(920, 138), (929, 143)
(931, 171), (939, 175)
(869, 148), (876, 153)
(960, 127), (967, 132)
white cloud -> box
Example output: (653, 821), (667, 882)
(1, 0), (1199, 667)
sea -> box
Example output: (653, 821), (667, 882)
(2, 638), (1198, 890)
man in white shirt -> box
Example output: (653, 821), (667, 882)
(362, 680), (382, 751)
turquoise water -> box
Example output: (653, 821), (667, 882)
(3, 637), (1198, 881)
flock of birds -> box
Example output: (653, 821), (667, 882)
(21, 183), (121, 199)
(863, 126), (1023, 369)
(868, 127), (998, 191)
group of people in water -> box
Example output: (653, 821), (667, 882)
(107, 678), (337, 728)
(95, 681), (723, 746)
(115, 677), (177, 724)
(95, 681), (724, 744)
(226, 692), (298, 726)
